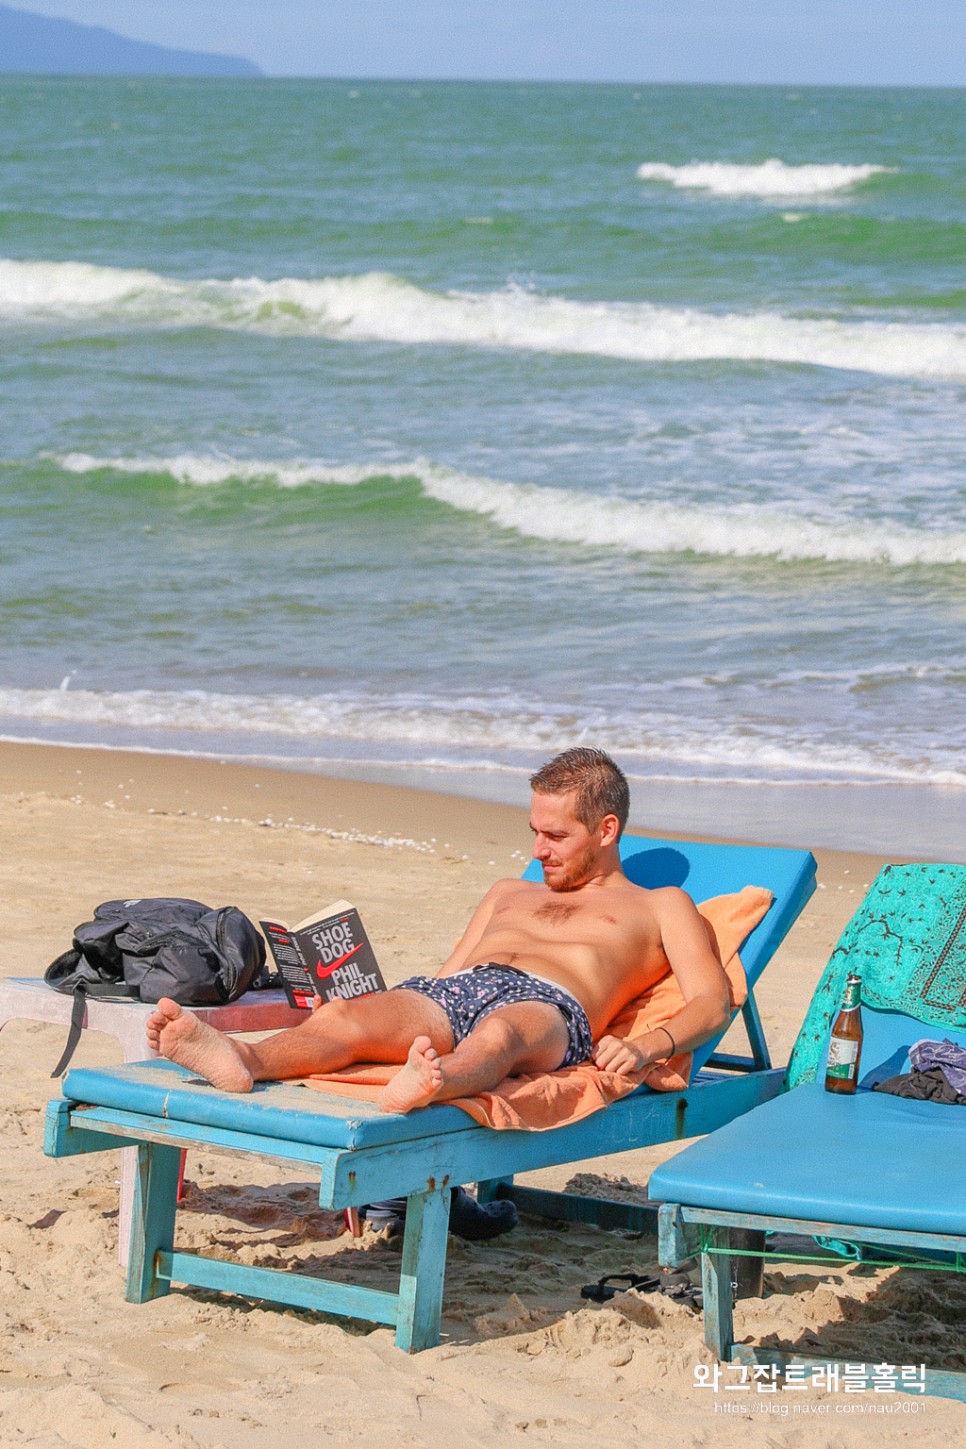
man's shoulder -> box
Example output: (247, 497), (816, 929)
(483, 875), (542, 900)
(643, 883), (693, 902)
(644, 884), (702, 918)
(611, 878), (696, 912)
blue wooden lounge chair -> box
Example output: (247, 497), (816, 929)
(44, 833), (816, 1352)
(651, 862), (966, 1402)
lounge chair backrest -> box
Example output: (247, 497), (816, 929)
(786, 862), (966, 1088)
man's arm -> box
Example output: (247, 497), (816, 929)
(593, 887), (732, 1076)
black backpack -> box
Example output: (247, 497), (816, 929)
(45, 896), (268, 1075)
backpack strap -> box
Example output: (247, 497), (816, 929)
(49, 979), (139, 1079)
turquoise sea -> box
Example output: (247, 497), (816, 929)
(1, 78), (964, 858)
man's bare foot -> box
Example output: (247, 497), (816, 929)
(146, 998), (254, 1093)
(378, 1035), (444, 1114)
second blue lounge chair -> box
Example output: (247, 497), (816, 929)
(651, 862), (966, 1401)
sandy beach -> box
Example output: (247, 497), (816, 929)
(1, 740), (962, 1446)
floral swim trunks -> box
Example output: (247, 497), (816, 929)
(395, 962), (594, 1069)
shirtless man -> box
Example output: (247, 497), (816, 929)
(147, 748), (731, 1113)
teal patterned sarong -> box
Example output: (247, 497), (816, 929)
(785, 862), (966, 1089)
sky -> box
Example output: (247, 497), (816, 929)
(12, 0), (966, 85)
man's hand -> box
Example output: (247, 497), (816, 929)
(592, 1034), (649, 1077)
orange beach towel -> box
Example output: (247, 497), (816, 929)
(302, 886), (773, 1131)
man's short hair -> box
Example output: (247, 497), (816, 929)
(529, 748), (630, 835)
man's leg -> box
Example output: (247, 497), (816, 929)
(379, 1000), (570, 1113)
(146, 989), (454, 1093)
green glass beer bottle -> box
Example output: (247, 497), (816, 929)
(824, 973), (863, 1094)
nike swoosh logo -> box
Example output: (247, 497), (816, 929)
(314, 942), (363, 979)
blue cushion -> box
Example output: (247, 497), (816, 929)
(648, 1081), (966, 1236)
(62, 1060), (477, 1150)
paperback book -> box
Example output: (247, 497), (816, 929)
(259, 900), (386, 1010)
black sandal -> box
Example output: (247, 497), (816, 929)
(580, 1269), (702, 1309)
(580, 1273), (662, 1302)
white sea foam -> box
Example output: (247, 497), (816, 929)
(55, 452), (966, 568)
(6, 258), (966, 380)
(1, 684), (963, 789)
(636, 159), (889, 198)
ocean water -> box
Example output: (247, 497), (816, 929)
(1, 78), (964, 858)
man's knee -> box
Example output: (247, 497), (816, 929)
(309, 995), (366, 1042)
(469, 1006), (566, 1068)
(311, 989), (454, 1059)
(472, 1011), (528, 1058)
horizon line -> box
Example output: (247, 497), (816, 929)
(1, 72), (963, 90)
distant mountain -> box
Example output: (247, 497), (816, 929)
(0, 3), (262, 75)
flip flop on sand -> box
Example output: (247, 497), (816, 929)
(580, 1270), (702, 1309)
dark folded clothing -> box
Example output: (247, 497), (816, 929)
(874, 1067), (966, 1105)
(365, 1187), (519, 1241)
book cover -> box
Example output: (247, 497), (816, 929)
(259, 899), (386, 1010)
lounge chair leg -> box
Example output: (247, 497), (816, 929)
(701, 1227), (735, 1361)
(125, 1140), (182, 1304)
(732, 1228), (765, 1297)
(658, 1202), (701, 1266)
(475, 1176), (512, 1204)
(395, 1186), (450, 1353)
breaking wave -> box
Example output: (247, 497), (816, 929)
(636, 158), (890, 198)
(4, 258), (966, 379)
(55, 452), (966, 568)
(1, 683), (963, 789)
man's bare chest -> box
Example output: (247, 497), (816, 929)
(495, 889), (659, 953)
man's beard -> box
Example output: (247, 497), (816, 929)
(543, 845), (597, 892)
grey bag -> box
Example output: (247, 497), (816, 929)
(44, 896), (267, 1074)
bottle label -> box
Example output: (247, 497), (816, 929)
(826, 1037), (859, 1078)
(842, 977), (861, 1009)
